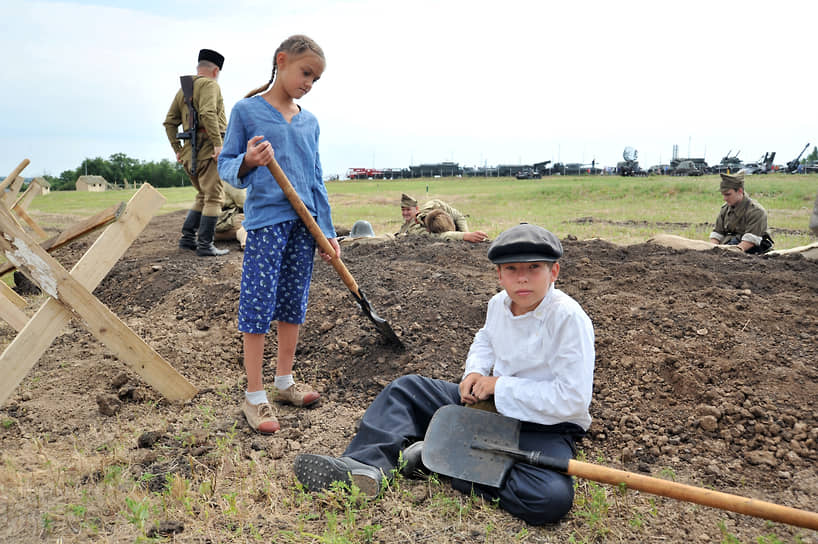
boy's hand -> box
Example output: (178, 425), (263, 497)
(244, 135), (274, 168)
(459, 373), (498, 404)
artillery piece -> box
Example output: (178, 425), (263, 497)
(786, 143), (810, 173)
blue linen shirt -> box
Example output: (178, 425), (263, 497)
(464, 284), (595, 430)
(218, 96), (336, 238)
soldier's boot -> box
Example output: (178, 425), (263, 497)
(196, 215), (229, 257)
(179, 210), (201, 250)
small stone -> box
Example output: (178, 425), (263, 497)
(111, 372), (130, 389)
(96, 394), (122, 416)
(699, 415), (718, 432)
(745, 450), (776, 467)
(319, 321), (335, 333)
(137, 431), (163, 449)
(147, 520), (184, 538)
(696, 404), (722, 419)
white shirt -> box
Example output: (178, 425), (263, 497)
(464, 285), (595, 430)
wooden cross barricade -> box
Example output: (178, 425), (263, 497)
(10, 176), (49, 239)
(0, 182), (198, 406)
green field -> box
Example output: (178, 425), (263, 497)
(28, 174), (818, 249)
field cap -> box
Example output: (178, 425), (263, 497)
(488, 223), (563, 264)
(198, 48), (225, 70)
(401, 193), (418, 208)
(720, 170), (745, 192)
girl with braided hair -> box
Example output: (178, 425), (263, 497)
(218, 34), (339, 434)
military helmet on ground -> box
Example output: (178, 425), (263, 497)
(350, 220), (375, 238)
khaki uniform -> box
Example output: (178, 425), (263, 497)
(214, 181), (247, 248)
(399, 199), (470, 240)
(710, 196), (771, 248)
(339, 233), (395, 247)
(163, 76), (227, 217)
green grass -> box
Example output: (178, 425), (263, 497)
(26, 174), (818, 249)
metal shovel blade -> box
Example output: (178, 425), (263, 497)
(422, 404), (521, 487)
(351, 287), (404, 349)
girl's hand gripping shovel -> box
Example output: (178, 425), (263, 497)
(266, 158), (404, 350)
(423, 405), (818, 530)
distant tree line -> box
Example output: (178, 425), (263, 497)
(43, 153), (189, 191)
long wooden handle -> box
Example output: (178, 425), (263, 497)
(265, 159), (361, 297)
(567, 459), (818, 530)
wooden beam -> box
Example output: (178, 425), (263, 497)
(0, 281), (26, 309)
(11, 206), (48, 240)
(0, 184), (197, 405)
(0, 203), (124, 277)
(11, 179), (47, 238)
(0, 159), (29, 192)
(0, 292), (28, 332)
(11, 177), (44, 213)
(2, 176), (25, 208)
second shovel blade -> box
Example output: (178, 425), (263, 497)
(422, 404), (521, 488)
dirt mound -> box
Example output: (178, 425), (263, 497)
(1, 209), (816, 542)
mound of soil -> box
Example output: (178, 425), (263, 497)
(2, 209), (816, 542)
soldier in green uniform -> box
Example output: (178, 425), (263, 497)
(163, 48), (229, 257)
(709, 170), (773, 254)
(398, 193), (488, 242)
(214, 181), (247, 249)
(810, 190), (818, 237)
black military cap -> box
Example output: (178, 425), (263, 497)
(488, 223), (563, 264)
(198, 48), (224, 70)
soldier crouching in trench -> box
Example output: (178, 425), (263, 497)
(709, 170), (773, 254)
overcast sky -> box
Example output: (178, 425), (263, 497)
(2, 0), (815, 180)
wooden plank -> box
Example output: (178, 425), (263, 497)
(2, 176), (25, 207)
(0, 184), (196, 405)
(0, 292), (28, 332)
(11, 180), (48, 238)
(0, 280), (26, 309)
(11, 177), (43, 213)
(0, 203), (124, 276)
(0, 159), (29, 191)
(12, 206), (48, 240)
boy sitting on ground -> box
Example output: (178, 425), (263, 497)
(294, 223), (595, 525)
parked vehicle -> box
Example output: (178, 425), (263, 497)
(515, 168), (542, 180)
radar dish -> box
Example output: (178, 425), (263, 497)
(623, 147), (638, 162)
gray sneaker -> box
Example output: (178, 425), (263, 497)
(294, 454), (383, 497)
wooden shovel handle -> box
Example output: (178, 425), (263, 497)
(567, 459), (818, 530)
(265, 159), (361, 297)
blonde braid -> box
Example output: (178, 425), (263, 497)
(244, 35), (325, 98)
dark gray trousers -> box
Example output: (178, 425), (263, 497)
(344, 374), (583, 525)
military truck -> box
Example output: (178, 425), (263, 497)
(616, 147), (645, 176)
(710, 150), (743, 174)
(670, 158), (708, 176)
